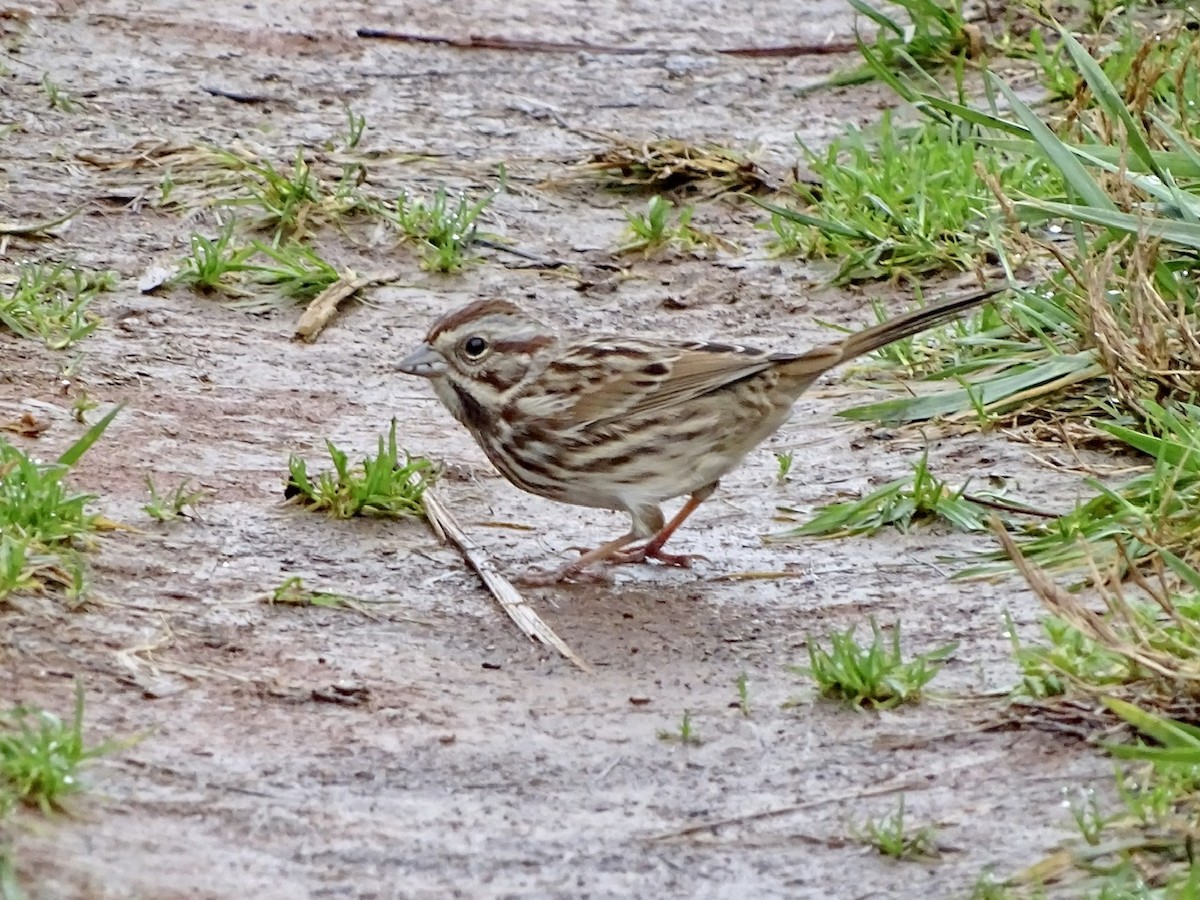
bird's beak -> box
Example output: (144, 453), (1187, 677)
(397, 342), (447, 378)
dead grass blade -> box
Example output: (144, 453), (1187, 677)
(420, 486), (593, 673)
(993, 518), (1200, 686)
(294, 269), (401, 342)
(1082, 242), (1200, 416)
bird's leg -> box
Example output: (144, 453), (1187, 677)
(611, 483), (717, 568)
(516, 484), (718, 584)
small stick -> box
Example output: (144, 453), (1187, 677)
(0, 207), (79, 235)
(716, 42), (859, 57)
(647, 778), (923, 842)
(356, 28), (650, 55)
(355, 29), (860, 58)
(201, 85), (277, 105)
(294, 270), (400, 343)
(421, 486), (594, 674)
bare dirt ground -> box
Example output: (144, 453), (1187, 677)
(2, 2), (1111, 897)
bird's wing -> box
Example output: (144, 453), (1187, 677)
(515, 338), (788, 427)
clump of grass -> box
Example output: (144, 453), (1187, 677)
(760, 115), (1059, 283)
(796, 618), (954, 709)
(774, 450), (1007, 540)
(657, 710), (702, 746)
(618, 195), (712, 254)
(385, 185), (497, 273)
(998, 526), (1200, 702)
(1003, 610), (1132, 700)
(264, 575), (364, 613)
(0, 407), (119, 603)
(242, 240), (339, 304)
(194, 142), (383, 240)
(0, 681), (112, 813)
(41, 74), (77, 112)
(215, 147), (322, 238)
(835, 22), (1200, 428)
(773, 450), (794, 484)
(174, 228), (340, 308)
(143, 477), (208, 522)
(851, 796), (940, 860)
(831, 0), (982, 88)
(173, 224), (257, 294)
(285, 420), (435, 519)
(0, 263), (112, 349)
(964, 400), (1200, 582)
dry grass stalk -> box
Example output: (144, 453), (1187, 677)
(567, 138), (771, 194)
(1081, 242), (1200, 416)
(994, 519), (1200, 691)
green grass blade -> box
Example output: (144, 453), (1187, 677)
(1104, 697), (1200, 748)
(1057, 28), (1160, 186)
(918, 96), (1030, 137)
(840, 352), (1099, 423)
(750, 196), (875, 240)
(1160, 549), (1200, 594)
(56, 405), (122, 468)
(846, 0), (903, 35)
(1013, 200), (1200, 251)
(1096, 423), (1199, 472)
(977, 138), (1200, 181)
(988, 72), (1115, 211)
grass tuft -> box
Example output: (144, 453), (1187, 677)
(773, 450), (1015, 540)
(796, 618), (954, 709)
(760, 114), (1059, 283)
(264, 575), (365, 614)
(142, 477), (208, 523)
(0, 263), (112, 349)
(657, 710), (702, 746)
(285, 420), (435, 520)
(385, 185), (497, 273)
(0, 407), (120, 604)
(851, 796), (941, 860)
(0, 682), (112, 814)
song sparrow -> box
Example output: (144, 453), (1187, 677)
(399, 287), (1002, 584)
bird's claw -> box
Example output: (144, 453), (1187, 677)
(611, 545), (709, 569)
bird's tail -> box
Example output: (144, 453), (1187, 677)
(835, 285), (1004, 364)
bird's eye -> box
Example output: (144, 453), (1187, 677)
(463, 336), (489, 359)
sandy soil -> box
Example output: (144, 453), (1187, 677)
(1, 2), (1109, 897)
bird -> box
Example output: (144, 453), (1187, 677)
(398, 286), (1002, 584)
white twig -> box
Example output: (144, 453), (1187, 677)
(421, 487), (593, 673)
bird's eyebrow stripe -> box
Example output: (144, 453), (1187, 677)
(490, 336), (555, 354)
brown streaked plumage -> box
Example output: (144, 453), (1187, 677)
(398, 287), (1003, 584)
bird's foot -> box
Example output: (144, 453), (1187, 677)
(610, 544), (709, 569)
(514, 532), (706, 586)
